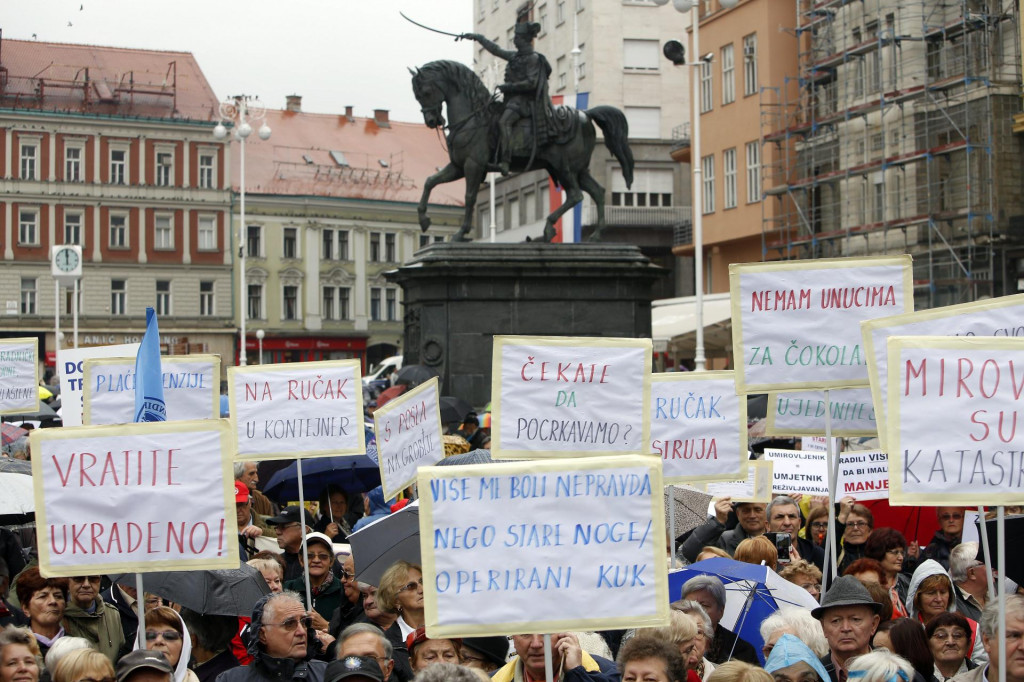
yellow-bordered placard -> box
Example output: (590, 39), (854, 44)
(30, 419), (239, 577)
(82, 354), (221, 425)
(228, 360), (365, 460)
(863, 293), (1024, 450)
(490, 335), (652, 458)
(0, 337), (39, 415)
(886, 335), (1024, 506)
(374, 377), (444, 500)
(764, 388), (877, 437)
(650, 371), (748, 483)
(729, 256), (913, 395)
(418, 454), (669, 638)
(701, 459), (773, 503)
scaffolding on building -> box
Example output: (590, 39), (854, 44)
(760, 0), (1023, 309)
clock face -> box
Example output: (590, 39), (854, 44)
(56, 247), (80, 272)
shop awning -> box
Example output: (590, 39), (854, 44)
(652, 292), (734, 359)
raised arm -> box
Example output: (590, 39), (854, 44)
(459, 33), (516, 61)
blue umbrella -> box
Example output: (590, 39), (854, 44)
(669, 557), (818, 664)
(263, 441), (381, 503)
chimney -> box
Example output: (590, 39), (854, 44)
(373, 109), (390, 128)
(345, 106), (354, 121)
(285, 95), (302, 113)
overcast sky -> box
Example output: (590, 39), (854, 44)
(5, 0), (474, 123)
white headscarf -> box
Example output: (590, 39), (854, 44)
(133, 608), (194, 682)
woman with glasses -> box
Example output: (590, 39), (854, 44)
(837, 499), (874, 576)
(924, 612), (974, 681)
(51, 648), (114, 682)
(375, 562), (424, 641)
(0, 626), (40, 682)
(865, 529), (912, 618)
(905, 560), (985, 667)
(778, 561), (823, 604)
(803, 508), (830, 551)
(139, 606), (198, 682)
(669, 600), (717, 681)
(283, 533), (342, 628)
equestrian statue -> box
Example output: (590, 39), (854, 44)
(410, 20), (634, 243)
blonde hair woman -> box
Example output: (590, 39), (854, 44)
(51, 649), (114, 682)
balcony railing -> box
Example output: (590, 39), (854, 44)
(585, 204), (692, 227)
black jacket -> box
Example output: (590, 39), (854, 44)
(680, 518), (760, 563)
(195, 649), (240, 682)
(706, 625), (759, 666)
(101, 585), (138, 657)
(215, 657), (325, 682)
(922, 531), (960, 571)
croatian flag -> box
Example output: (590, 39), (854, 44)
(549, 92), (589, 243)
(134, 307), (166, 422)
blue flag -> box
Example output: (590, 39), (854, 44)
(134, 307), (166, 422)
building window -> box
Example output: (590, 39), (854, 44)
(743, 34), (758, 96)
(370, 288), (382, 321)
(111, 279), (127, 316)
(64, 212), (83, 245)
(721, 44), (735, 105)
(18, 209), (38, 245)
(110, 149), (127, 185)
(283, 227), (298, 259)
(556, 0), (565, 24)
(339, 287), (350, 320)
(386, 288), (398, 321)
(557, 56), (567, 90)
(199, 281), (215, 317)
(65, 285), (82, 316)
(322, 286), (336, 320)
(623, 106), (661, 139)
(246, 225), (262, 258)
(322, 230), (334, 260)
(723, 148), (737, 209)
(156, 151), (173, 187)
(370, 233), (381, 262)
(283, 285), (299, 321)
(866, 21), (881, 94)
(610, 167), (672, 207)
(623, 39), (660, 71)
(198, 153), (215, 189)
(248, 284), (264, 320)
(575, 0), (584, 11)
(20, 278), (36, 315)
(385, 233), (396, 262)
(702, 155), (715, 214)
(198, 216), (217, 251)
(337, 230), (349, 260)
(65, 146), (83, 182)
(577, 43), (586, 80)
(156, 280), (171, 316)
(745, 141), (761, 203)
(110, 214), (128, 248)
(699, 61), (713, 113)
(539, 4), (548, 34)
(20, 143), (37, 180)
(155, 215), (174, 250)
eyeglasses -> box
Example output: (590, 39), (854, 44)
(939, 513), (964, 522)
(263, 616), (313, 631)
(339, 567), (353, 580)
(810, 522), (829, 530)
(306, 553), (331, 562)
(145, 630), (182, 641)
(800, 583), (822, 592)
(399, 579), (424, 592)
(930, 630), (966, 641)
(71, 576), (101, 583)
(846, 521), (870, 529)
(885, 548), (906, 557)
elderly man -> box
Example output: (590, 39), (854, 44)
(951, 594), (1024, 682)
(335, 624), (394, 682)
(217, 592), (326, 682)
(236, 461), (274, 516)
(491, 633), (616, 682)
(923, 507), (966, 570)
(63, 574), (125, 663)
(680, 497), (766, 563)
(681, 575), (760, 665)
(950, 542), (987, 622)
(767, 496), (825, 571)
(812, 575), (882, 682)
(328, 555), (363, 639)
(266, 507), (315, 582)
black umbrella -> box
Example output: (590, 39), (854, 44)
(108, 562), (270, 616)
(394, 364), (439, 388)
(435, 449), (509, 466)
(439, 396), (474, 425)
(975, 515), (1024, 586)
(1, 401), (58, 421)
(348, 501), (420, 586)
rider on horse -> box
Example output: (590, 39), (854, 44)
(460, 22), (552, 176)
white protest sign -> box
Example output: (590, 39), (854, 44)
(650, 372), (747, 483)
(766, 388), (876, 437)
(863, 294), (1024, 449)
(730, 256), (912, 393)
(702, 460), (773, 502)
(83, 355), (220, 425)
(58, 344), (140, 427)
(229, 360), (364, 460)
(803, 436), (843, 453)
(491, 336), (652, 458)
(764, 448), (830, 496)
(0, 338), (38, 415)
(419, 455), (668, 637)
(835, 450), (889, 501)
(374, 378), (443, 500)
(886, 336), (1024, 505)
(30, 420), (238, 576)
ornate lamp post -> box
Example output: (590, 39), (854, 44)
(214, 96), (271, 366)
(256, 328), (265, 365)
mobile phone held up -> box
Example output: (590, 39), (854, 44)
(768, 531), (792, 566)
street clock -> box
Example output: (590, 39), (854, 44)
(51, 244), (83, 284)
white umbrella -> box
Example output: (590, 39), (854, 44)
(0, 471), (34, 522)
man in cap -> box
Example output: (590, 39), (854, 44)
(812, 575), (883, 682)
(335, 624), (394, 682)
(680, 496), (766, 563)
(459, 636), (509, 674)
(116, 649), (175, 682)
(325, 655), (383, 682)
(63, 574), (125, 663)
(266, 508), (315, 582)
(492, 633), (616, 682)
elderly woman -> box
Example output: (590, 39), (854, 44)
(924, 612), (975, 681)
(906, 560), (985, 666)
(734, 536), (778, 571)
(647, 611), (700, 671)
(837, 500), (874, 575)
(0, 627), (40, 682)
(759, 607), (829, 661)
(376, 561), (424, 639)
(15, 568), (67, 657)
(865, 528), (911, 617)
(405, 628), (460, 673)
(707, 661), (772, 682)
(51, 649), (115, 682)
(138, 606), (198, 682)
(670, 600), (716, 681)
(845, 650), (915, 682)
(778, 561), (823, 603)
(763, 634), (830, 682)
(619, 634), (691, 682)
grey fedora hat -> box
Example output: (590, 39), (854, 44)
(811, 575), (883, 619)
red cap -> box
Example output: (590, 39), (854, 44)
(405, 628), (460, 655)
(235, 481), (250, 504)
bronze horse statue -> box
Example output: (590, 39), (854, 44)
(411, 60), (634, 243)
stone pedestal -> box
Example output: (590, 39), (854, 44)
(386, 242), (665, 409)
